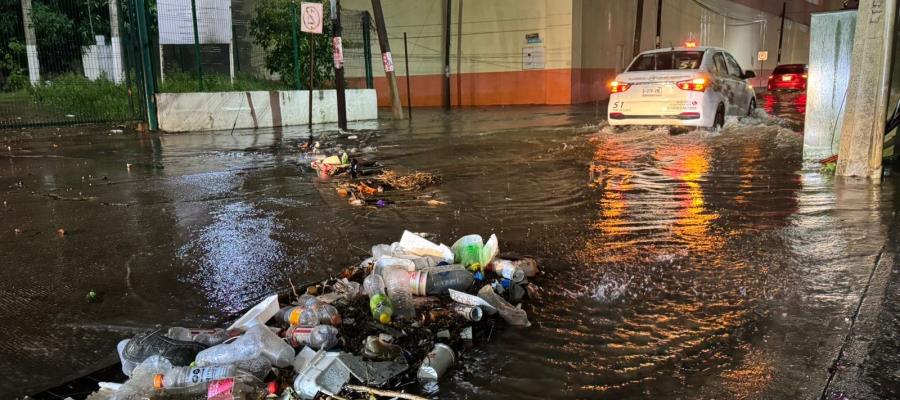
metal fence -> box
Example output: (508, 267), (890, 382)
(0, 0), (374, 129)
(0, 0), (146, 127)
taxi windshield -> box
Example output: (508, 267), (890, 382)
(628, 51), (704, 72)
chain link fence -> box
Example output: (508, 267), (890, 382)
(0, 0), (374, 129)
(0, 0), (145, 128)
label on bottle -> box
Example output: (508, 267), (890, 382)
(189, 366), (232, 385)
(207, 378), (235, 400)
(288, 326), (314, 347)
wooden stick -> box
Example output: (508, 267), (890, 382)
(344, 385), (429, 400)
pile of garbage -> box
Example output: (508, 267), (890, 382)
(89, 231), (540, 400)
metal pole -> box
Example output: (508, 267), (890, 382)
(190, 0), (203, 91)
(442, 0), (451, 110)
(776, 1), (786, 63)
(309, 35), (314, 128)
(363, 12), (373, 89)
(371, 0), (404, 119)
(291, 2), (301, 90)
(108, 0), (124, 84)
(135, 0), (158, 130)
(21, 0), (40, 85)
(633, 0), (644, 57)
(404, 32), (412, 119)
(456, 0), (462, 107)
(655, 0), (662, 49)
(333, 0), (348, 130)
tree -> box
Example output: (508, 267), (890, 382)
(249, 0), (335, 89)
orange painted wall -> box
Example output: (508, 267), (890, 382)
(353, 68), (618, 107)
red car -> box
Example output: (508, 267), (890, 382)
(768, 64), (808, 91)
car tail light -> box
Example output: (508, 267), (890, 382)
(610, 81), (631, 93)
(676, 78), (707, 92)
(802, 74), (808, 79)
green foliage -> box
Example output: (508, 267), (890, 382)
(30, 73), (134, 119)
(249, 0), (335, 89)
(159, 72), (290, 93)
(1, 41), (27, 91)
(821, 162), (837, 176)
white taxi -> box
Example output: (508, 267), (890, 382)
(607, 46), (757, 129)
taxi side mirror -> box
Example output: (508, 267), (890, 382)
(743, 71), (756, 79)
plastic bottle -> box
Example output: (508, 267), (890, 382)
(363, 273), (387, 297)
(195, 324), (294, 368)
(276, 305), (319, 327)
(413, 265), (474, 295)
(154, 364), (237, 389)
(165, 327), (231, 347)
(117, 339), (137, 377)
(486, 259), (526, 282)
(374, 257), (416, 276)
(312, 303), (342, 326)
(384, 269), (415, 320)
(477, 285), (531, 327)
(112, 356), (172, 399)
(493, 257), (540, 278)
(285, 325), (340, 350)
(369, 293), (394, 324)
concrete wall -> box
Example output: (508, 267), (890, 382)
(156, 89), (377, 132)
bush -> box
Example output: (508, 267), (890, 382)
(159, 72), (290, 93)
(30, 74), (134, 120)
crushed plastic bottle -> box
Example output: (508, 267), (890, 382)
(285, 325), (340, 350)
(165, 327), (231, 347)
(276, 303), (341, 327)
(477, 285), (531, 327)
(195, 324), (294, 368)
(492, 257), (540, 278)
(451, 234), (499, 271)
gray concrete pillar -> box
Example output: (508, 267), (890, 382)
(108, 0), (124, 84)
(21, 0), (40, 85)
(836, 0), (898, 180)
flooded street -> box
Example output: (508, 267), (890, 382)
(2, 104), (899, 399)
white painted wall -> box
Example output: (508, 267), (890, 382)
(156, 89), (377, 132)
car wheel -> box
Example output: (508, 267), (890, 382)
(713, 104), (725, 130)
(747, 98), (756, 116)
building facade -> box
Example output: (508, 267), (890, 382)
(341, 0), (844, 106)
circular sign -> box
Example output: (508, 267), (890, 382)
(300, 2), (323, 34)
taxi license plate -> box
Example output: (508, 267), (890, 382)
(641, 87), (662, 96)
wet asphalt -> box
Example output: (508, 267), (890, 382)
(1, 91), (899, 399)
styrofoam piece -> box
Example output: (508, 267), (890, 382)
(227, 294), (280, 331)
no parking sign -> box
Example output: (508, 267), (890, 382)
(300, 2), (323, 34)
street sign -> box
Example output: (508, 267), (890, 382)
(300, 2), (323, 34)
(757, 51), (769, 61)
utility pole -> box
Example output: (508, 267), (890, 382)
(456, 0), (463, 107)
(332, 0), (348, 130)
(371, 0), (404, 119)
(633, 0), (644, 57)
(776, 1), (786, 63)
(442, 0), (451, 110)
(655, 0), (662, 48)
(21, 0), (40, 85)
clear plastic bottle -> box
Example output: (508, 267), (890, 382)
(285, 325), (340, 350)
(154, 364), (237, 389)
(195, 324), (294, 368)
(486, 259), (526, 282)
(384, 269), (415, 320)
(311, 303), (342, 326)
(276, 305), (320, 327)
(363, 273), (387, 296)
(117, 339), (137, 377)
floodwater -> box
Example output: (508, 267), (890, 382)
(1, 99), (898, 399)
